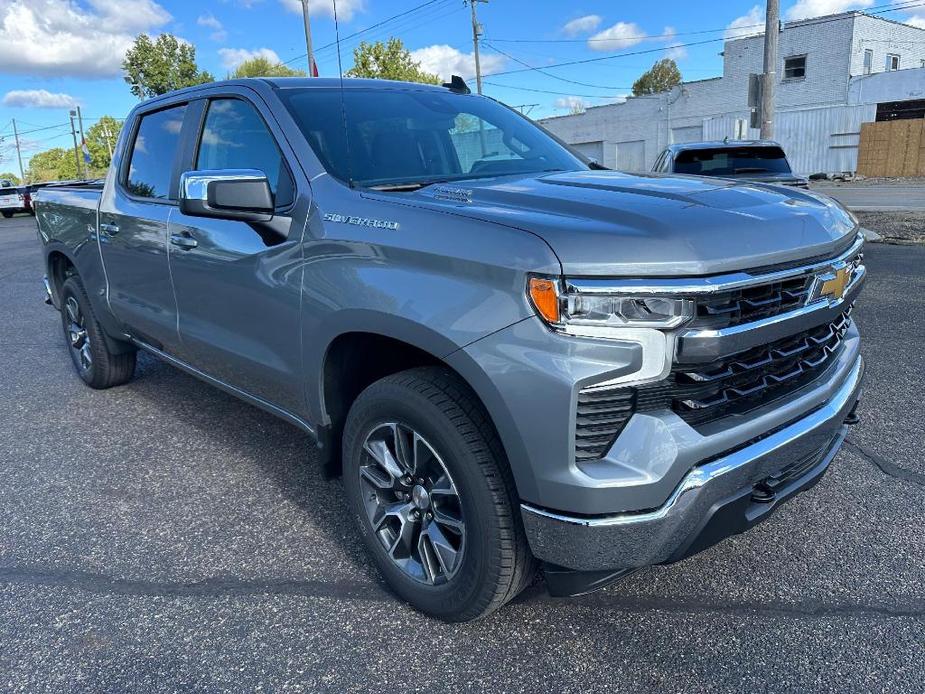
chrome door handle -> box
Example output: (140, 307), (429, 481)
(169, 233), (198, 250)
(100, 223), (120, 235)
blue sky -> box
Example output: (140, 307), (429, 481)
(1, 0), (924, 173)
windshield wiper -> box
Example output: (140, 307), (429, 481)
(367, 181), (446, 191)
(733, 167), (772, 174)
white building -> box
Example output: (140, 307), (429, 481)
(540, 11), (925, 175)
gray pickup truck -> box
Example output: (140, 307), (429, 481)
(34, 77), (865, 621)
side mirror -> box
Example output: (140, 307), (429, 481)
(179, 169), (274, 222)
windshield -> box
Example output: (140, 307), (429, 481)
(673, 146), (792, 176)
(278, 87), (585, 188)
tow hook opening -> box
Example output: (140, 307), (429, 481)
(751, 483), (776, 504)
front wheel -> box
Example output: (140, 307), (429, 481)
(59, 276), (136, 389)
(1, 210), (12, 218)
(342, 367), (535, 621)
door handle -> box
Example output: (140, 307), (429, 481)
(100, 223), (120, 236)
(170, 233), (198, 250)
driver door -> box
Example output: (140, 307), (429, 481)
(167, 94), (307, 416)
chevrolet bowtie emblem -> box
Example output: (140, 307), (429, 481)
(811, 264), (851, 303)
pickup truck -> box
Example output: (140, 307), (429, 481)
(652, 140), (809, 188)
(34, 77), (865, 622)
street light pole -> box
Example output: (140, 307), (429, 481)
(760, 0), (780, 139)
(301, 0), (317, 76)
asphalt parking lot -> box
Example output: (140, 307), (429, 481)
(1, 213), (924, 692)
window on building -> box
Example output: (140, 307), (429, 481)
(886, 54), (900, 71)
(863, 49), (873, 75)
(783, 55), (807, 80)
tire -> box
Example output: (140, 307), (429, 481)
(59, 275), (136, 389)
(1, 211), (12, 218)
(343, 366), (536, 621)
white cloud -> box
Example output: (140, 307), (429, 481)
(554, 96), (591, 113)
(562, 14), (601, 37)
(218, 47), (281, 70)
(409, 44), (506, 81)
(724, 5), (765, 40)
(786, 0), (873, 20)
(197, 13), (227, 41)
(662, 26), (687, 60)
(2, 89), (80, 108)
(587, 21), (647, 52)
(0, 0), (172, 78)
(905, 14), (925, 29)
(279, 0), (364, 21)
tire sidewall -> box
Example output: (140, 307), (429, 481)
(60, 277), (105, 387)
(343, 377), (508, 620)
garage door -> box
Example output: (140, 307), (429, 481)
(571, 141), (604, 163)
(615, 140), (646, 172)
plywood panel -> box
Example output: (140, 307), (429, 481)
(857, 118), (925, 177)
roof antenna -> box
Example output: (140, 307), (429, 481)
(332, 0), (354, 188)
(443, 75), (471, 94)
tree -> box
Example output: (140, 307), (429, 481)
(84, 116), (123, 171)
(123, 33), (214, 99)
(346, 38), (440, 84)
(232, 56), (305, 78)
(0, 172), (20, 185)
(26, 148), (79, 183)
(632, 58), (682, 96)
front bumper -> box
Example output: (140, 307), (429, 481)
(521, 354), (863, 574)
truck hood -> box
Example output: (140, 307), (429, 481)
(401, 170), (857, 276)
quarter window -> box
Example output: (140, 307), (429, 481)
(196, 98), (292, 207)
(783, 55), (806, 80)
(125, 104), (188, 199)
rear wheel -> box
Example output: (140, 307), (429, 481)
(1, 211), (12, 218)
(59, 275), (136, 389)
(342, 367), (535, 621)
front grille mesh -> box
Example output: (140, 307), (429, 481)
(574, 309), (853, 462)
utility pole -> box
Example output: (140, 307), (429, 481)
(760, 0), (779, 139)
(300, 0), (317, 76)
(101, 123), (114, 162)
(69, 110), (81, 180)
(11, 119), (24, 183)
(468, 0), (487, 94)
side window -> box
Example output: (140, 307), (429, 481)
(196, 98), (292, 207)
(125, 104), (188, 199)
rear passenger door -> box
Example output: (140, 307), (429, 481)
(167, 94), (307, 416)
(98, 103), (191, 351)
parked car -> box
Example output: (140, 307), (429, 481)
(0, 185), (33, 217)
(653, 140), (809, 187)
(34, 78), (865, 621)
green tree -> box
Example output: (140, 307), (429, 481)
(84, 116), (123, 172)
(346, 38), (440, 84)
(231, 56), (305, 78)
(0, 172), (21, 185)
(631, 58), (682, 96)
(26, 148), (80, 183)
(123, 33), (214, 99)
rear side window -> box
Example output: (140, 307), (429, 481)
(196, 98), (293, 207)
(125, 104), (188, 199)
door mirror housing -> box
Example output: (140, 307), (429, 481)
(179, 169), (274, 222)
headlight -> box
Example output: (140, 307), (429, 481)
(528, 277), (694, 334)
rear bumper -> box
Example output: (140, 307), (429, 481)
(521, 354), (863, 574)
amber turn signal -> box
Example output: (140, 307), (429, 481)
(529, 277), (560, 324)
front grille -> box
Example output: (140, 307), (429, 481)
(574, 310), (853, 462)
(692, 276), (813, 330)
(642, 309), (851, 428)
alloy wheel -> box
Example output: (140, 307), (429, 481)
(359, 422), (466, 585)
(65, 295), (92, 372)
